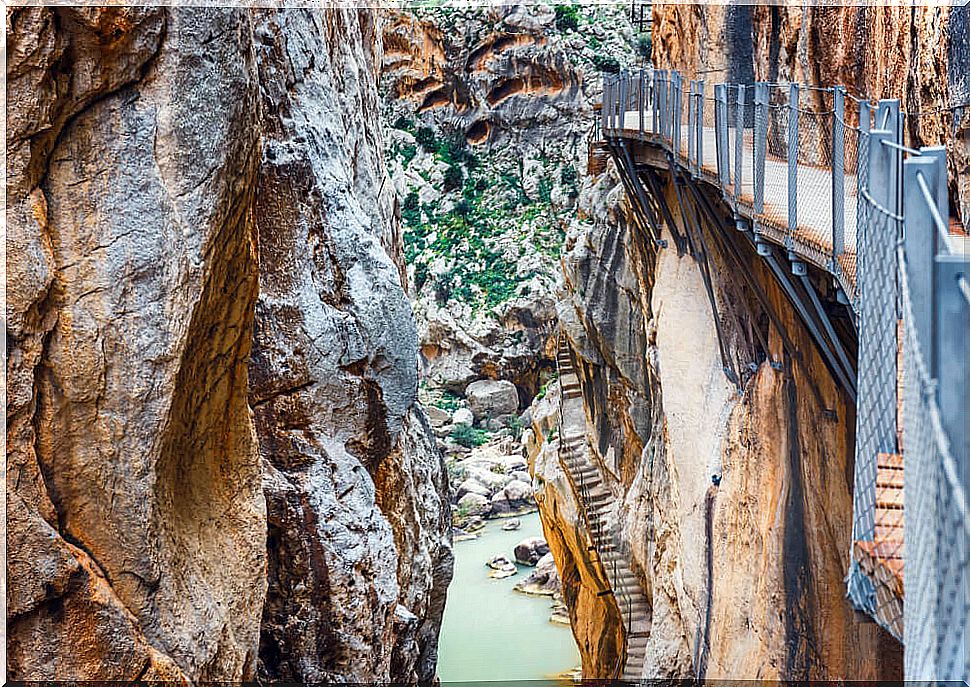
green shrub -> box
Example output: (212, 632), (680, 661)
(561, 165), (578, 187)
(393, 115), (414, 131)
(443, 165), (464, 192)
(537, 176), (553, 205)
(416, 126), (437, 151)
(434, 390), (463, 412)
(399, 143), (417, 167)
(591, 54), (621, 74)
(450, 424), (490, 448)
(637, 34), (652, 62)
(554, 4), (579, 32)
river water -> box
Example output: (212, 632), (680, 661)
(437, 511), (580, 684)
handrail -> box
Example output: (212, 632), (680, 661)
(553, 332), (632, 680)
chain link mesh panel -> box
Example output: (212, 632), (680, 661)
(899, 247), (970, 680)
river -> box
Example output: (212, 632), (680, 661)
(437, 511), (580, 684)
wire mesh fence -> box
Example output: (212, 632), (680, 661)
(600, 67), (968, 679)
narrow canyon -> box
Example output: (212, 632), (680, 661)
(5, 3), (967, 683)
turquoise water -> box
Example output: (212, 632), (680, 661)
(438, 511), (580, 684)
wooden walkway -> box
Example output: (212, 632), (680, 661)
(612, 111), (860, 294)
(853, 451), (905, 638)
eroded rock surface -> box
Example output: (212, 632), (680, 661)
(7, 7), (451, 683)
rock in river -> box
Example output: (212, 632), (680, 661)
(514, 537), (551, 566)
(490, 479), (534, 516)
(514, 552), (561, 596)
(486, 555), (517, 579)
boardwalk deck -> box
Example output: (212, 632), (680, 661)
(613, 110), (860, 293)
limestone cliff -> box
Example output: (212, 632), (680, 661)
(531, 158), (903, 680)
(6, 7), (451, 682)
(380, 4), (638, 398)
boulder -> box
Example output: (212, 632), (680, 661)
(465, 379), (519, 421)
(425, 405), (452, 428)
(486, 555), (517, 579)
(513, 537), (550, 566)
(455, 478), (490, 501)
(452, 407), (474, 426)
(490, 479), (534, 516)
(510, 470), (531, 484)
(463, 465), (512, 492)
(457, 492), (490, 517)
(513, 552), (560, 595)
(501, 518), (521, 531)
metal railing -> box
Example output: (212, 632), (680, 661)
(600, 68), (968, 680)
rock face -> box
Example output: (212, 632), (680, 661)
(7, 8), (264, 680)
(7, 7), (451, 683)
(531, 155), (903, 678)
(381, 5), (639, 397)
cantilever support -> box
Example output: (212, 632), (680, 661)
(764, 249), (858, 404)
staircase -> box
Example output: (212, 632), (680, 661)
(555, 336), (652, 681)
(853, 451), (905, 638)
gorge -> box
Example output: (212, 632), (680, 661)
(6, 3), (968, 683)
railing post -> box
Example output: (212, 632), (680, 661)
(753, 81), (769, 216)
(788, 82), (799, 247)
(832, 86), (846, 267)
(935, 253), (970, 477)
(602, 76), (611, 134)
(735, 84), (745, 204)
(687, 80), (695, 171)
(697, 79), (705, 175)
(672, 72), (682, 158)
(904, 149), (947, 356)
(876, 99), (903, 219)
(639, 67), (645, 137)
(618, 70), (629, 131)
(652, 69), (659, 136)
(714, 84), (729, 187)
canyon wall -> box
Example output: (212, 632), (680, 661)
(6, 7), (450, 682)
(380, 5), (637, 400)
(532, 157), (902, 680)
(651, 2), (969, 226)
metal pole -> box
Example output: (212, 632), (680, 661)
(697, 79), (705, 176)
(754, 82), (769, 216)
(904, 153), (946, 362)
(652, 69), (659, 136)
(788, 83), (799, 248)
(934, 254), (970, 478)
(832, 86), (846, 268)
(876, 99), (902, 220)
(735, 84), (744, 204)
(639, 67), (645, 137)
(688, 81), (695, 171)
(618, 70), (629, 131)
(714, 84), (728, 187)
(672, 72), (682, 158)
